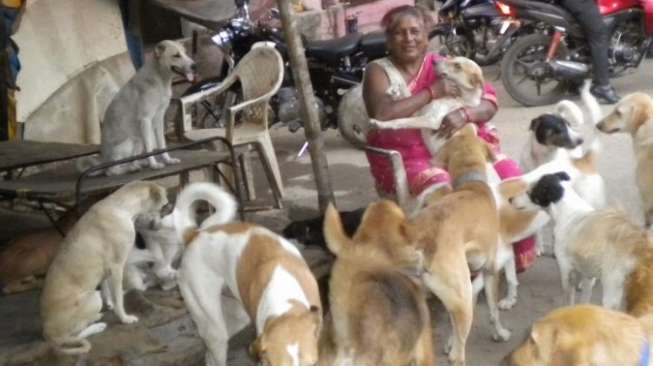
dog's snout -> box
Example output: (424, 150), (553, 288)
(575, 137), (584, 146)
(190, 62), (197, 72)
(596, 121), (605, 130)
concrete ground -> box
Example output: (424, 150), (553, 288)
(1, 59), (651, 365)
(269, 59), (653, 365)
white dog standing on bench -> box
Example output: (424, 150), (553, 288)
(167, 182), (322, 366)
(78, 40), (195, 175)
(369, 56), (484, 155)
(40, 181), (170, 354)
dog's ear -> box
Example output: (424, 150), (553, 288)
(154, 42), (167, 59)
(248, 336), (266, 361)
(553, 171), (571, 182)
(309, 305), (322, 337)
(530, 173), (566, 207)
(470, 70), (484, 90)
(529, 116), (543, 132)
(149, 185), (165, 204)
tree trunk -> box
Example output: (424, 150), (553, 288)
(276, 0), (334, 212)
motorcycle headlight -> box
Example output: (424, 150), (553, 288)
(211, 29), (234, 48)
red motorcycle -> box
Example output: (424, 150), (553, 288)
(498, 0), (653, 106)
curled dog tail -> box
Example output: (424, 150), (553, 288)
(555, 99), (584, 127)
(323, 203), (355, 256)
(581, 79), (602, 128)
(53, 338), (92, 355)
(172, 182), (237, 246)
(580, 79), (603, 157)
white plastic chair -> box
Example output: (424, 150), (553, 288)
(175, 43), (285, 208)
(337, 85), (412, 210)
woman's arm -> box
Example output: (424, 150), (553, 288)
(436, 82), (498, 138)
(363, 63), (433, 121)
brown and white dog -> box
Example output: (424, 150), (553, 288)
(369, 57), (484, 156)
(169, 182), (322, 366)
(321, 202), (433, 366)
(597, 92), (653, 229)
(40, 181), (170, 355)
(504, 305), (653, 366)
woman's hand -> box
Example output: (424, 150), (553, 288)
(429, 78), (461, 100)
(437, 108), (467, 138)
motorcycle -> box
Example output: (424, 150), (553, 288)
(499, 0), (653, 106)
(431, 0), (517, 65)
(184, 0), (388, 132)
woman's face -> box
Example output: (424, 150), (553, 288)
(386, 15), (429, 64)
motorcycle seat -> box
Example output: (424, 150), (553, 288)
(360, 31), (387, 59)
(305, 33), (363, 62)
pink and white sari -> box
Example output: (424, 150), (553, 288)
(365, 52), (536, 272)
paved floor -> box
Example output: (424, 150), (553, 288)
(2, 59), (652, 365)
(267, 59), (653, 365)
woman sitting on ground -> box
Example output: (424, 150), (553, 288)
(362, 5), (536, 272)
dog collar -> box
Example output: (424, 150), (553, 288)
(453, 171), (486, 189)
(641, 338), (651, 366)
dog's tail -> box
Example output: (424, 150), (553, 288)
(581, 79), (602, 127)
(172, 182), (237, 246)
(53, 338), (92, 355)
(323, 203), (354, 256)
(579, 79), (603, 157)
(555, 99), (584, 127)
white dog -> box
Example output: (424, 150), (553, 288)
(520, 83), (606, 255)
(369, 57), (484, 156)
(513, 172), (653, 309)
(78, 40), (195, 175)
(167, 182), (322, 366)
(40, 181), (170, 354)
(135, 218), (181, 291)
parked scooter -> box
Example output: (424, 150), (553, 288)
(431, 0), (516, 65)
(499, 0), (653, 106)
(184, 0), (388, 132)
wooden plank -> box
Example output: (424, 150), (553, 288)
(0, 141), (99, 172)
(0, 149), (230, 199)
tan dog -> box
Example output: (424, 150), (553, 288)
(321, 202), (433, 366)
(502, 305), (653, 366)
(504, 305), (653, 366)
(169, 182), (322, 366)
(369, 57), (484, 156)
(40, 181), (169, 354)
(362, 124), (510, 366)
(597, 92), (653, 228)
(506, 228), (653, 365)
(413, 124), (512, 366)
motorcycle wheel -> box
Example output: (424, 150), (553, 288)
(501, 33), (569, 107)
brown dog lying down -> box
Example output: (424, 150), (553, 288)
(321, 202), (433, 366)
(0, 212), (77, 294)
(504, 305), (653, 366)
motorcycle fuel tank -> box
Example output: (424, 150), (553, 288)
(599, 0), (653, 34)
(597, 0), (639, 15)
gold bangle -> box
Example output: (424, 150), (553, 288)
(460, 107), (471, 122)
